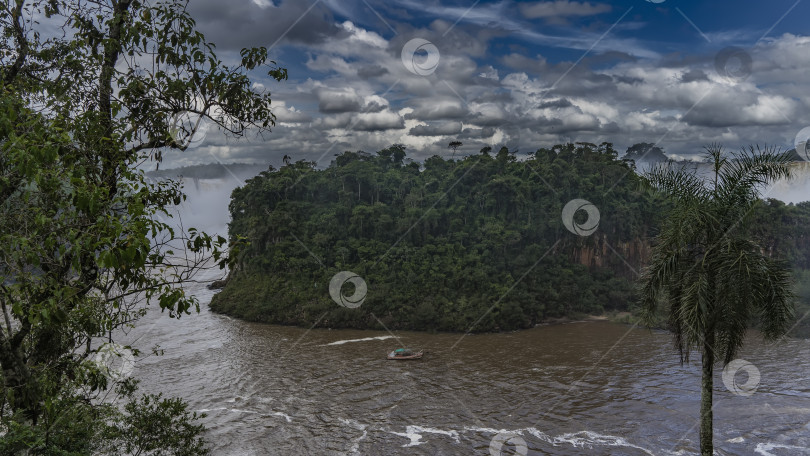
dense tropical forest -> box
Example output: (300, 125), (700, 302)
(209, 143), (810, 334)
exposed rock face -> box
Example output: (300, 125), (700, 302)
(566, 234), (651, 275)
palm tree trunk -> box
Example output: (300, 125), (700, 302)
(700, 330), (715, 455)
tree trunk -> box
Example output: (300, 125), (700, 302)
(700, 330), (715, 455)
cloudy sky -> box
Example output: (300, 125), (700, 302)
(167, 0), (810, 168)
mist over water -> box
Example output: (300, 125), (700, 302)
(155, 164), (269, 237)
(770, 162), (810, 204)
(174, 177), (241, 237)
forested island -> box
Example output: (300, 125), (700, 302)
(210, 143), (810, 334)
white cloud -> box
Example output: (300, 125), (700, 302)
(317, 88), (363, 113)
(340, 21), (387, 49)
(169, 7), (810, 166)
(353, 111), (405, 131)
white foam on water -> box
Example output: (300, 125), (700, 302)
(390, 425), (461, 447)
(755, 443), (810, 456)
(553, 431), (657, 455)
(522, 427), (552, 442)
(322, 335), (395, 346)
(393, 425), (664, 454)
(727, 436), (745, 443)
(339, 418), (368, 454)
(267, 411), (292, 422)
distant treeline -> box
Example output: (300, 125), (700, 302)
(209, 143), (810, 333)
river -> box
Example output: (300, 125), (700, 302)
(113, 265), (810, 455)
(122, 172), (810, 455)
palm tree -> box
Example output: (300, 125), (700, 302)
(639, 144), (795, 455)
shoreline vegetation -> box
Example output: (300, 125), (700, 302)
(209, 143), (810, 336)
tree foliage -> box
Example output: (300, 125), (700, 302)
(1, 0), (285, 451)
(212, 143), (809, 336)
(638, 145), (797, 455)
(212, 142), (665, 331)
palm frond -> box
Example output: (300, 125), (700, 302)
(644, 163), (711, 206)
(752, 256), (795, 340)
(717, 145), (794, 205)
(638, 143), (796, 369)
(712, 238), (756, 363)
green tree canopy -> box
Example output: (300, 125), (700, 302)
(1, 0), (285, 451)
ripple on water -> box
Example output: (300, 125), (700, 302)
(125, 272), (810, 455)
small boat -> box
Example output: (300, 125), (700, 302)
(387, 348), (423, 360)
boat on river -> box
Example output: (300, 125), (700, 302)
(387, 348), (423, 360)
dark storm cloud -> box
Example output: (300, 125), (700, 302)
(404, 99), (469, 120)
(682, 101), (793, 128)
(458, 126), (497, 140)
(613, 75), (643, 85)
(188, 0), (342, 51)
(357, 65), (389, 79)
(538, 99), (573, 109)
(409, 121), (463, 136)
(471, 91), (518, 104)
(317, 90), (363, 113)
(468, 112), (510, 127)
(363, 97), (388, 113)
(352, 112), (405, 131)
(680, 69), (711, 83)
(276, 108), (312, 123)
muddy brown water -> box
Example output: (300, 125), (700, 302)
(120, 269), (810, 455)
